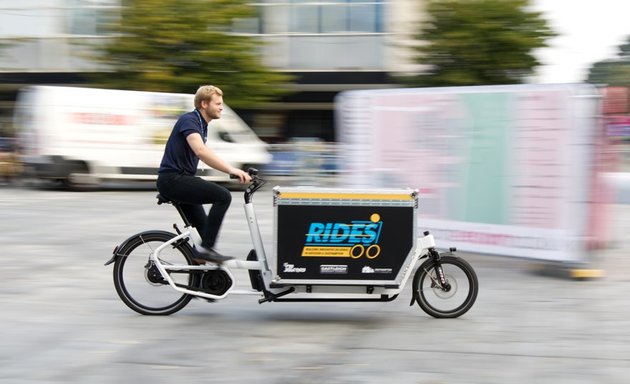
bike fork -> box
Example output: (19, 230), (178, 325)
(427, 248), (451, 291)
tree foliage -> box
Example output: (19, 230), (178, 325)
(587, 36), (630, 87)
(406, 0), (555, 87)
(89, 0), (292, 108)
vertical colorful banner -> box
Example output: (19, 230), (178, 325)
(336, 84), (602, 262)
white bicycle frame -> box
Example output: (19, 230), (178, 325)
(149, 195), (438, 302)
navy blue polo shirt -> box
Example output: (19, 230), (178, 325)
(159, 109), (207, 175)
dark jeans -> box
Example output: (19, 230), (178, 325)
(156, 172), (232, 249)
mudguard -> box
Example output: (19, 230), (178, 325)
(104, 230), (179, 266)
(409, 255), (429, 306)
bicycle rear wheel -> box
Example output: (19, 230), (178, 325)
(112, 231), (197, 315)
(412, 255), (478, 318)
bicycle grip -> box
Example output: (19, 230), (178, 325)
(230, 168), (258, 179)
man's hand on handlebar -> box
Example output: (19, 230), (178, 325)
(229, 168), (252, 184)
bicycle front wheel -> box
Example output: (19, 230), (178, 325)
(412, 255), (478, 318)
(112, 231), (197, 315)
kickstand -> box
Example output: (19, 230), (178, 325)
(258, 287), (296, 304)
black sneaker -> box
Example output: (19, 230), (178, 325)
(192, 246), (234, 264)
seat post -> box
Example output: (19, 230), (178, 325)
(172, 202), (192, 228)
(156, 193), (192, 227)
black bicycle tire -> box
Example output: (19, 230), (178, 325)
(414, 255), (479, 318)
(112, 231), (196, 315)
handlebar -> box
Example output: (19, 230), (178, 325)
(231, 168), (265, 204)
(229, 167), (260, 182)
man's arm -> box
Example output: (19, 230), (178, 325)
(186, 133), (251, 183)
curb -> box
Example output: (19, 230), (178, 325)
(532, 261), (605, 280)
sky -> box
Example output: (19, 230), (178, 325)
(532, 0), (630, 84)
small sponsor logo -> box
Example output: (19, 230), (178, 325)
(320, 264), (348, 274)
(283, 263), (306, 273)
(362, 266), (393, 274)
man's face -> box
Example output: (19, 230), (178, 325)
(202, 94), (223, 120)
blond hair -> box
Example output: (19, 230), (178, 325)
(194, 85), (223, 109)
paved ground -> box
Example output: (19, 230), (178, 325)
(1, 182), (630, 384)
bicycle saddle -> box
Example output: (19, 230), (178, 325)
(156, 193), (172, 205)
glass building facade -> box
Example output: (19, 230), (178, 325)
(0, 0), (422, 139)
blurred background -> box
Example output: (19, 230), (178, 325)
(0, 0), (628, 249)
(1, 0), (629, 261)
(0, 0), (628, 181)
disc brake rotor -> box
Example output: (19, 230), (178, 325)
(144, 260), (168, 286)
(431, 273), (457, 299)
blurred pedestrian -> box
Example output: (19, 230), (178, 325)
(157, 85), (251, 264)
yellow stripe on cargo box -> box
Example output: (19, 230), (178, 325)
(279, 192), (415, 201)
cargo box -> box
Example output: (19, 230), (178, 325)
(272, 187), (418, 287)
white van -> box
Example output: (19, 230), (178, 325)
(14, 86), (271, 187)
